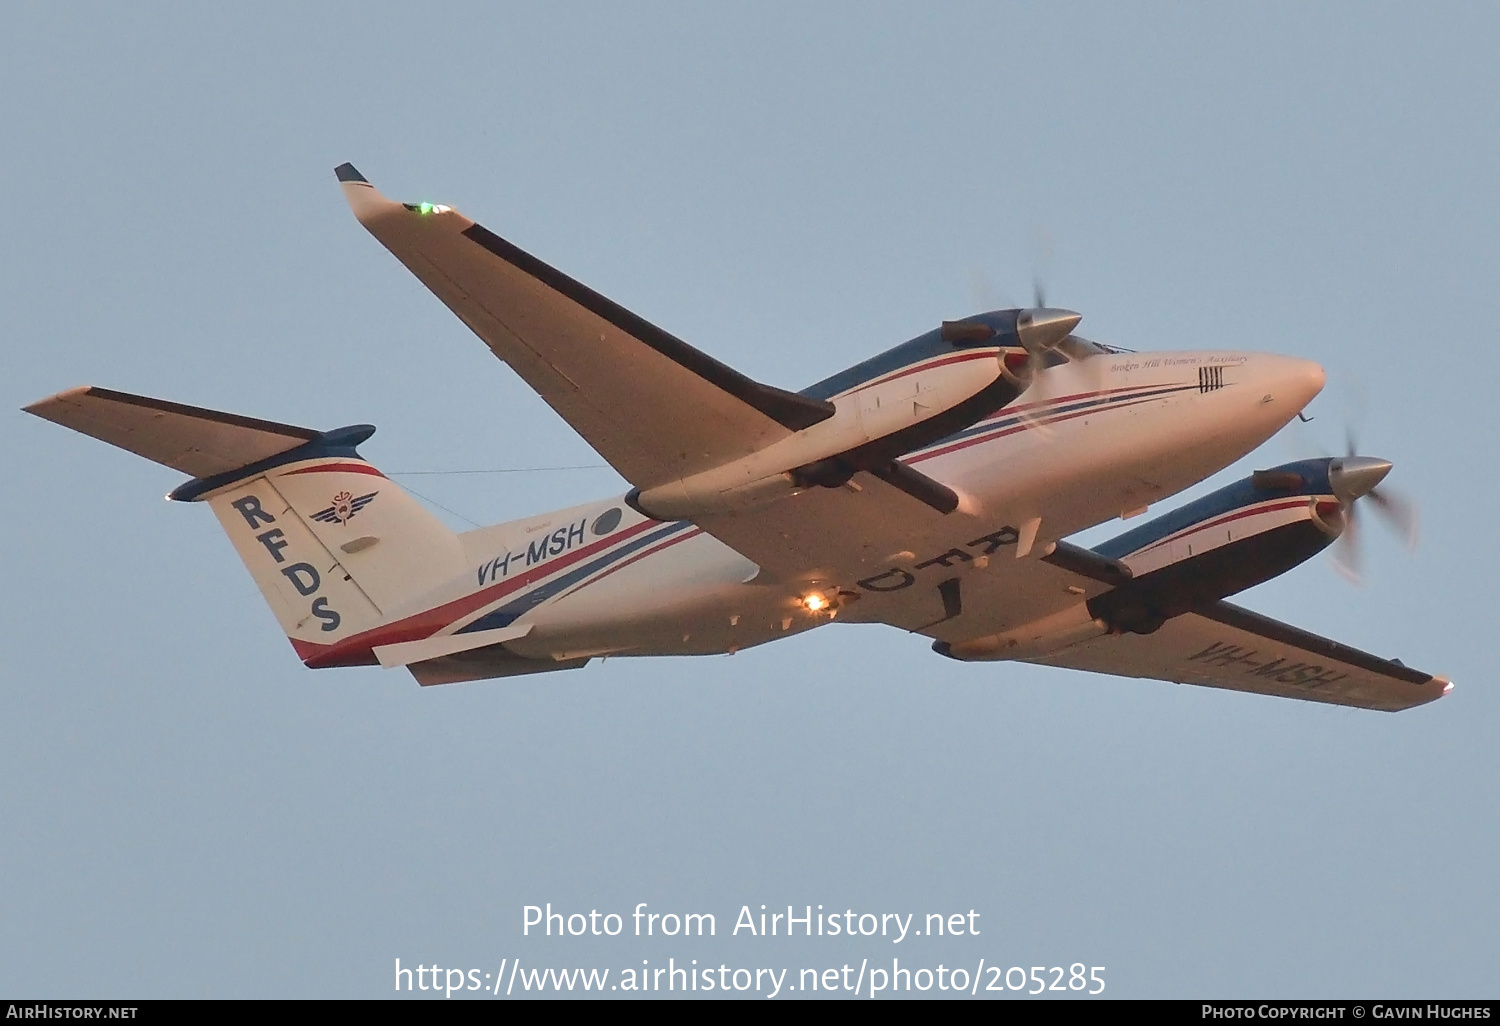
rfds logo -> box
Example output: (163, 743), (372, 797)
(310, 490), (378, 525)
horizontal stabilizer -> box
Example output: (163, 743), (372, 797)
(24, 386), (318, 478)
(373, 623), (533, 668)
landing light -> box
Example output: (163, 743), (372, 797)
(802, 593), (829, 613)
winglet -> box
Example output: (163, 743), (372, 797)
(334, 162), (368, 184)
(334, 161), (399, 223)
(333, 162), (474, 231)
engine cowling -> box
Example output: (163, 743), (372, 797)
(629, 306), (1086, 521)
(1085, 458), (1343, 634)
(937, 459), (1348, 662)
(631, 347), (1006, 519)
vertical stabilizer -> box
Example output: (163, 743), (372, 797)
(25, 387), (468, 665)
(188, 446), (469, 662)
(207, 479), (385, 645)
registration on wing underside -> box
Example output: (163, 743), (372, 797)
(1020, 600), (1446, 712)
(1184, 640), (1349, 689)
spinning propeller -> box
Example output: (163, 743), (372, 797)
(962, 242), (1106, 435)
(1012, 305), (1083, 432)
(969, 264), (1080, 388)
(1326, 429), (1419, 584)
(1016, 306), (1082, 371)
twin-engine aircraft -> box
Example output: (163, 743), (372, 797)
(24, 164), (1450, 711)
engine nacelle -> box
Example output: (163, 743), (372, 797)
(631, 348), (1005, 519)
(1084, 458), (1343, 634)
(938, 459), (1348, 662)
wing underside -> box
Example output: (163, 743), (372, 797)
(1024, 599), (1449, 711)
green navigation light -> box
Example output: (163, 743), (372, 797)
(418, 202), (434, 215)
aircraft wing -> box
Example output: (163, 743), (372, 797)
(1024, 599), (1450, 712)
(335, 164), (833, 491)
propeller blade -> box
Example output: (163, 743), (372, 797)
(1332, 502), (1364, 584)
(1326, 452), (1419, 584)
(1018, 352), (1055, 438)
(1013, 309), (1081, 441)
(1367, 486), (1419, 550)
(1298, 396), (1419, 584)
(1030, 224), (1053, 311)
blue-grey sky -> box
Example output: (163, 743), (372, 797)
(3, 2), (1497, 998)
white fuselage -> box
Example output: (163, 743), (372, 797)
(451, 350), (1324, 662)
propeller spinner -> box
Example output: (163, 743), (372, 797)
(1017, 307), (1082, 355)
(1328, 449), (1418, 583)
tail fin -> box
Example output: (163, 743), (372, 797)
(25, 387), (466, 662)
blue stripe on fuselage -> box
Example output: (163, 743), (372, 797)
(907, 381), (1198, 456)
(452, 382), (1215, 635)
(457, 520), (695, 634)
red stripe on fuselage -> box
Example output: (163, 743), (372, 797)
(991, 382), (1168, 419)
(292, 517), (663, 667)
(288, 380), (1192, 664)
(907, 392), (1172, 465)
(557, 528), (705, 600)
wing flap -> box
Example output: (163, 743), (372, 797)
(23, 386), (319, 478)
(1026, 599), (1450, 711)
(336, 164), (832, 490)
